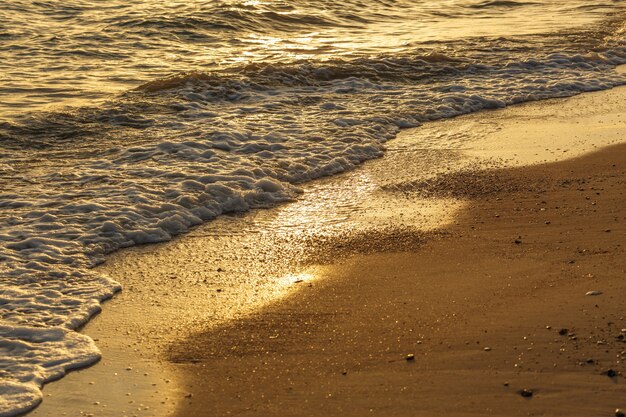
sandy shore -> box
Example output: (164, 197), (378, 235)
(29, 86), (626, 417)
(171, 143), (625, 417)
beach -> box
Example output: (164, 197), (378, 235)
(5, 2), (626, 414)
(27, 84), (626, 417)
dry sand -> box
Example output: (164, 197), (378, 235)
(30, 86), (626, 417)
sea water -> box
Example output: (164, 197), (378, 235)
(1, 1), (626, 415)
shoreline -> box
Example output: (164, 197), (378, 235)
(28, 86), (626, 416)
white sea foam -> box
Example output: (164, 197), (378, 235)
(2, 14), (626, 417)
(0, 325), (100, 417)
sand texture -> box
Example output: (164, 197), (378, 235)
(171, 143), (626, 417)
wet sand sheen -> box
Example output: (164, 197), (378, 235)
(30, 86), (626, 416)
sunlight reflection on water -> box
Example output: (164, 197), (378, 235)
(1, 0), (622, 116)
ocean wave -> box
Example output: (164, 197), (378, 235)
(135, 52), (465, 93)
(2, 0), (624, 119)
(103, 2), (365, 34)
(466, 0), (540, 9)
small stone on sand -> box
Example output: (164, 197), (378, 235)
(520, 389), (533, 398)
(586, 291), (603, 296)
(615, 409), (625, 417)
(405, 354), (415, 361)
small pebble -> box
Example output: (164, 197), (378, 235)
(586, 291), (603, 296)
(558, 328), (568, 336)
(484, 347), (492, 351)
(607, 369), (618, 378)
(616, 409), (625, 417)
(520, 389), (533, 398)
(405, 354), (415, 361)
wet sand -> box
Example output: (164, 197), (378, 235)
(29, 86), (626, 416)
